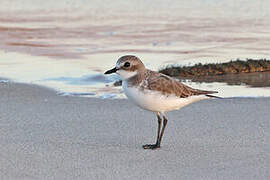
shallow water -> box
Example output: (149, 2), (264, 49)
(1, 0), (270, 98)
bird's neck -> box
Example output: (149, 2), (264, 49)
(125, 69), (146, 87)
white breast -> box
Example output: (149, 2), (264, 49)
(122, 81), (207, 113)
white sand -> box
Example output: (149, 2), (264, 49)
(0, 81), (269, 179)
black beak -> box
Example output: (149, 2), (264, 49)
(104, 67), (118, 74)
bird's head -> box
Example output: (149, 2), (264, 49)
(104, 55), (145, 80)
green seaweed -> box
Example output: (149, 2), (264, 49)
(159, 59), (270, 77)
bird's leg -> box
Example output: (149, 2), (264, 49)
(156, 114), (162, 146)
(158, 115), (168, 147)
(142, 113), (162, 149)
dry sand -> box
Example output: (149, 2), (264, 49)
(0, 81), (269, 179)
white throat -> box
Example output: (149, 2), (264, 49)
(117, 70), (137, 80)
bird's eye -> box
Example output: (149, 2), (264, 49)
(124, 62), (130, 67)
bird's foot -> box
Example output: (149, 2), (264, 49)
(142, 143), (160, 150)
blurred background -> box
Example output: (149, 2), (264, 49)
(0, 0), (270, 98)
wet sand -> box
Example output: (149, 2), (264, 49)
(184, 71), (270, 88)
(0, 81), (269, 179)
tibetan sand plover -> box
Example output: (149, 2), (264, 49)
(105, 55), (220, 150)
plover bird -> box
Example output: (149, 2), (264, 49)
(105, 55), (219, 149)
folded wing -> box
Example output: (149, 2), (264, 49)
(146, 71), (218, 98)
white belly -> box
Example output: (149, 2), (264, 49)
(123, 81), (207, 113)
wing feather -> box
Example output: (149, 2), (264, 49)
(145, 70), (218, 98)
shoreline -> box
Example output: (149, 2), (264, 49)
(1, 76), (270, 99)
(1, 80), (270, 179)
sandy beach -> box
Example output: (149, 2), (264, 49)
(1, 1), (270, 179)
(0, 80), (269, 179)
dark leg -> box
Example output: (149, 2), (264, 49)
(158, 116), (168, 146)
(143, 113), (162, 149)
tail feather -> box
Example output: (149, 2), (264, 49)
(206, 94), (223, 99)
(195, 89), (223, 99)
